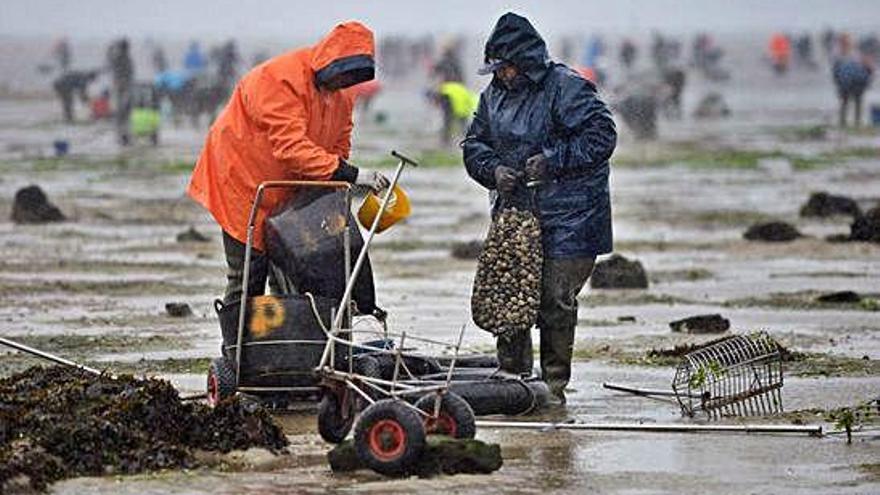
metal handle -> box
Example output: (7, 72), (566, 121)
(331, 151), (418, 331)
(0, 336), (101, 375)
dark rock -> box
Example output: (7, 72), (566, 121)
(165, 302), (193, 317)
(176, 226), (210, 243)
(743, 222), (802, 242)
(451, 240), (482, 260)
(850, 205), (880, 243)
(617, 315), (637, 322)
(800, 192), (861, 218)
(327, 436), (503, 476)
(669, 314), (730, 334)
(815, 291), (862, 304)
(693, 92), (731, 119)
(590, 254), (649, 289)
(10, 185), (66, 224)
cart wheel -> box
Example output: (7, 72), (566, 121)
(354, 400), (426, 476)
(415, 391), (476, 439)
(318, 390), (355, 444)
(207, 357), (236, 407)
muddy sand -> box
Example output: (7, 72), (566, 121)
(1, 38), (879, 494)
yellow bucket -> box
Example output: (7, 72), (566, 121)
(357, 184), (411, 233)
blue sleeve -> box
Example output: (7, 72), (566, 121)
(542, 75), (617, 177)
(462, 94), (502, 190)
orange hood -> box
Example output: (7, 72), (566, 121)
(310, 21), (375, 72)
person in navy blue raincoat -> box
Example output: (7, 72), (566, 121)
(463, 12), (617, 402)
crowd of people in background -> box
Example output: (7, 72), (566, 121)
(43, 26), (877, 148)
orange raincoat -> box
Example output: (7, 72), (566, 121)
(187, 22), (374, 250)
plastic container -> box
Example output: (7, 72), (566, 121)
(52, 140), (69, 157)
(357, 184), (411, 233)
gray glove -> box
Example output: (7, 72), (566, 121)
(355, 168), (391, 192)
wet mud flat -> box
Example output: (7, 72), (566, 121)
(0, 54), (878, 492)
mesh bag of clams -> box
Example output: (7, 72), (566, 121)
(471, 206), (543, 336)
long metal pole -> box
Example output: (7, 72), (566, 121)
(475, 420), (822, 436)
(332, 154), (414, 331)
(603, 382), (703, 399)
(0, 336), (101, 375)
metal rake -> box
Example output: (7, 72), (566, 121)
(605, 332), (785, 418)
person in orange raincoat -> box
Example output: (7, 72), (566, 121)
(188, 21), (389, 306)
(768, 32), (791, 75)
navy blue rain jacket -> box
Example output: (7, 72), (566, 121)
(463, 13), (617, 258)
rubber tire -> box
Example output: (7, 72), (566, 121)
(374, 354), (442, 378)
(354, 400), (426, 476)
(355, 355), (382, 378)
(207, 357), (236, 407)
(447, 379), (548, 416)
(318, 391), (355, 444)
(436, 354), (500, 369)
(414, 391), (476, 439)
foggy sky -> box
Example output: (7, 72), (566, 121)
(2, 0), (879, 41)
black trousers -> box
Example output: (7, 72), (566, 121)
(221, 231), (281, 305)
(496, 256), (595, 398)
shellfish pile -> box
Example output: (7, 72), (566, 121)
(471, 207), (543, 335)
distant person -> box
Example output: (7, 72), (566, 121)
(52, 69), (99, 122)
(184, 41), (207, 74)
(821, 28), (836, 60)
(152, 46), (168, 73)
(428, 80), (477, 145)
(432, 41), (464, 83)
(107, 38), (134, 145)
(768, 32), (791, 75)
(187, 21), (389, 308)
(90, 88), (112, 120)
(660, 67), (686, 119)
(832, 35), (874, 127)
(214, 40), (241, 88)
(795, 34), (817, 69)
(463, 13), (616, 404)
(582, 35), (605, 69)
(619, 38), (637, 70)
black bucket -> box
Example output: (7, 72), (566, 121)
(215, 294), (345, 388)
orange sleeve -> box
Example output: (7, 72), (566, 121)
(250, 71), (339, 179)
(332, 101), (353, 159)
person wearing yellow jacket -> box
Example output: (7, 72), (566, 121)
(432, 81), (478, 144)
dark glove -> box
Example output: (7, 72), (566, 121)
(525, 153), (548, 182)
(494, 165), (522, 196)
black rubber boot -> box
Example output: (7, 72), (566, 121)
(496, 328), (533, 376)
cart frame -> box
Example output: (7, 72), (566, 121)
(228, 150), (463, 420)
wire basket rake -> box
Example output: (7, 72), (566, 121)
(605, 332), (785, 419)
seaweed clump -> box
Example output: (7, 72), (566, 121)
(0, 366), (287, 492)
